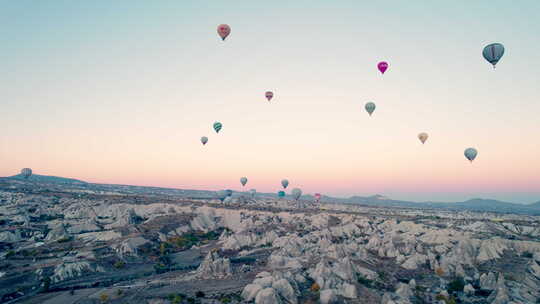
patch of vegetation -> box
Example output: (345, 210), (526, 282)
(5, 250), (16, 258)
(435, 294), (457, 304)
(42, 276), (51, 292)
(153, 262), (169, 274)
(377, 270), (388, 281)
(310, 282), (320, 292)
(522, 251), (533, 258)
(447, 276), (465, 293)
(166, 230), (221, 251)
(435, 267), (445, 277)
(57, 236), (72, 243)
(357, 275), (373, 287)
(113, 261), (125, 269)
(99, 293), (109, 302)
(195, 290), (205, 298)
(168, 293), (186, 304)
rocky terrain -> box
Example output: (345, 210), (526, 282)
(1, 178), (539, 304)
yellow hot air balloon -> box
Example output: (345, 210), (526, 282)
(418, 133), (428, 144)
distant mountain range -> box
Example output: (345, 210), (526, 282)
(3, 174), (539, 215)
(331, 195), (540, 215)
(8, 174), (87, 185)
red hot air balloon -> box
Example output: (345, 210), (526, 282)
(314, 193), (321, 202)
(217, 24), (231, 41)
(377, 61), (388, 74)
(265, 91), (273, 101)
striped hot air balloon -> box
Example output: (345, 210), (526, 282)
(213, 122), (222, 133)
(21, 168), (32, 179)
(482, 43), (504, 68)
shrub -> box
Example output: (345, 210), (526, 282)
(57, 237), (72, 243)
(113, 261), (125, 269)
(220, 296), (232, 303)
(195, 290), (205, 298)
(310, 283), (320, 292)
(522, 251), (533, 258)
(435, 267), (445, 277)
(357, 276), (372, 287)
(448, 276), (465, 293)
(99, 293), (109, 302)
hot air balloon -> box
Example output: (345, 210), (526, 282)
(292, 188), (302, 201)
(217, 24), (231, 41)
(213, 122), (222, 133)
(314, 193), (321, 202)
(482, 43), (504, 68)
(278, 191), (286, 198)
(281, 179), (289, 189)
(216, 190), (228, 202)
(21, 168), (32, 179)
(240, 177), (248, 187)
(265, 91), (273, 101)
(378, 61), (389, 74)
(464, 148), (478, 163)
(249, 189), (256, 198)
(418, 133), (428, 144)
(365, 102), (376, 116)
(201, 136), (208, 145)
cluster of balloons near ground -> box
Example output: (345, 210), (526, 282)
(211, 24), (501, 164)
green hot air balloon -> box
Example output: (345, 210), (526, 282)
(292, 188), (302, 201)
(482, 43), (504, 68)
(213, 122), (222, 133)
(365, 102), (376, 116)
(240, 177), (248, 187)
(281, 179), (289, 189)
(278, 191), (286, 198)
(464, 148), (478, 163)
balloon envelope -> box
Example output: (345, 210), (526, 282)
(482, 43), (504, 67)
(378, 61), (388, 74)
(418, 133), (428, 144)
(265, 91), (273, 101)
(240, 177), (248, 186)
(21, 168), (32, 179)
(201, 136), (208, 145)
(213, 122), (222, 133)
(217, 24), (231, 41)
(365, 102), (376, 116)
(292, 188), (302, 201)
(314, 193), (321, 201)
(216, 190), (228, 201)
(281, 179), (289, 189)
(464, 148), (478, 162)
(278, 191), (286, 198)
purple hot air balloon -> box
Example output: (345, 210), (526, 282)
(377, 61), (388, 74)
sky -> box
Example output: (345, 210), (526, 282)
(1, 1), (540, 203)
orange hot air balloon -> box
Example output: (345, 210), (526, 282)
(217, 24), (231, 41)
(265, 91), (273, 101)
(418, 133), (428, 144)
